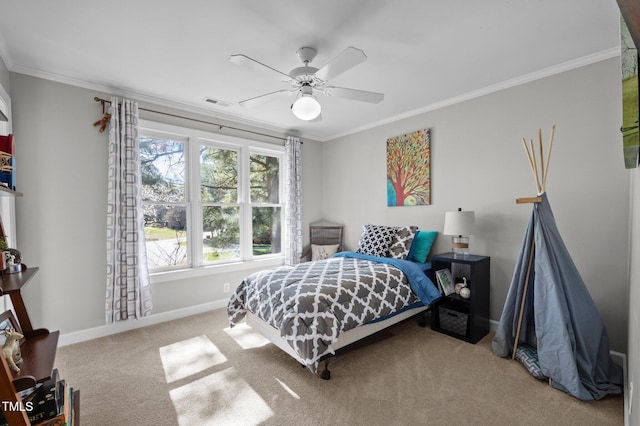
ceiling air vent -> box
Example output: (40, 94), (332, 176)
(204, 97), (232, 107)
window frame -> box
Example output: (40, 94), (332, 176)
(139, 120), (285, 282)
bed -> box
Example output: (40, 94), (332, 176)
(227, 225), (442, 379)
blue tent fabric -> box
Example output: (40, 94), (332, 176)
(492, 193), (623, 401)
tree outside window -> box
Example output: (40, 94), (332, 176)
(140, 137), (188, 270)
(139, 126), (283, 272)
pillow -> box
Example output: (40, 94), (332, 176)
(514, 343), (546, 380)
(311, 244), (340, 261)
(408, 230), (438, 263)
(387, 226), (418, 259)
(356, 224), (397, 257)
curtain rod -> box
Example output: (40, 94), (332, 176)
(93, 97), (296, 143)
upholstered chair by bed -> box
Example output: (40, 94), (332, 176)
(299, 223), (344, 262)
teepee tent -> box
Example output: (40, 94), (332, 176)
(492, 126), (623, 401)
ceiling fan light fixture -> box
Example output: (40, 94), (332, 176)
(231, 46), (383, 119)
(291, 93), (321, 121)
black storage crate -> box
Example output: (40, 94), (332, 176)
(438, 300), (469, 337)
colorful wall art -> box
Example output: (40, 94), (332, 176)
(386, 128), (430, 206)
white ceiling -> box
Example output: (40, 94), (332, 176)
(0, 0), (622, 142)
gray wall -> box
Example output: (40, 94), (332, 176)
(322, 57), (630, 352)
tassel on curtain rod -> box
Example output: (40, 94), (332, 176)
(93, 97), (296, 143)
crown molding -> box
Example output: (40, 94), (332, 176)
(324, 47), (621, 142)
(7, 63), (304, 139)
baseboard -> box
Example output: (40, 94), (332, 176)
(57, 299), (228, 346)
(616, 351), (629, 426)
(490, 318), (499, 332)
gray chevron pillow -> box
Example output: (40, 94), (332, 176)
(387, 226), (418, 260)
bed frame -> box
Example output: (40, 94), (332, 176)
(245, 303), (429, 379)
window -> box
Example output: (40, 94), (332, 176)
(139, 121), (284, 274)
(140, 135), (188, 269)
(249, 153), (282, 256)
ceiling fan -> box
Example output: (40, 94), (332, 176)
(229, 46), (384, 121)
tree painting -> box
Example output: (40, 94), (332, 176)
(386, 129), (430, 206)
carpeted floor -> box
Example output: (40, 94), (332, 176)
(54, 309), (624, 426)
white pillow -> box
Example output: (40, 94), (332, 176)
(311, 244), (340, 261)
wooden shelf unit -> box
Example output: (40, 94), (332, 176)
(0, 267), (73, 425)
(0, 159), (78, 425)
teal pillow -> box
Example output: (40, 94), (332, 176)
(409, 230), (438, 263)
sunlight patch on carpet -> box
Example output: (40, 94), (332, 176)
(170, 367), (274, 426)
(160, 335), (227, 383)
(224, 323), (271, 349)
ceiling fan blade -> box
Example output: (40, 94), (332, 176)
(229, 54), (293, 83)
(238, 89), (296, 107)
(315, 47), (367, 82)
(322, 86), (384, 104)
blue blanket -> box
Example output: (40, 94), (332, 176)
(333, 251), (441, 305)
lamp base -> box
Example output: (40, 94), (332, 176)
(451, 236), (470, 258)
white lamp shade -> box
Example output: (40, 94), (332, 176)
(443, 210), (476, 236)
(291, 95), (321, 120)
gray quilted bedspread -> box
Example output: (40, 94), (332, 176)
(227, 256), (419, 372)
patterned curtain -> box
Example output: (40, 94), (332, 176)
(105, 97), (153, 323)
(283, 136), (303, 265)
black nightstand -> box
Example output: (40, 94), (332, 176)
(428, 253), (490, 343)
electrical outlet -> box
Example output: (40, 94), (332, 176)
(223, 282), (230, 293)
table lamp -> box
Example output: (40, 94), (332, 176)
(444, 208), (476, 257)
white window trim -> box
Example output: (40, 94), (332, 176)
(139, 120), (285, 281)
(150, 256), (284, 284)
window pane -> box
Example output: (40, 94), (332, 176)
(200, 147), (238, 203)
(139, 137), (185, 203)
(250, 154), (279, 203)
(202, 206), (240, 262)
(144, 204), (188, 269)
(252, 206), (281, 256)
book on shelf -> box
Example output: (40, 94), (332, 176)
(435, 268), (455, 296)
(0, 369), (58, 426)
(0, 369), (75, 426)
(0, 134), (14, 191)
(34, 380), (73, 426)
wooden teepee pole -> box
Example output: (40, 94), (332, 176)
(529, 139), (542, 193)
(520, 126), (555, 195)
(538, 129), (545, 189)
(511, 125), (555, 357)
(542, 124), (555, 192)
(512, 236), (535, 360)
(521, 138), (539, 195)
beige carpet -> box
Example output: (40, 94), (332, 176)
(54, 309), (624, 426)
